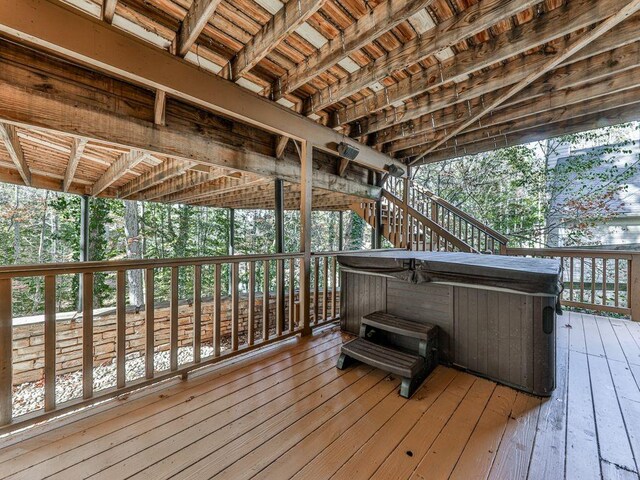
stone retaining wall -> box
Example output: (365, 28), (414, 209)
(11, 292), (339, 385)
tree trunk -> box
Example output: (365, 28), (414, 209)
(13, 185), (20, 264)
(124, 200), (144, 306)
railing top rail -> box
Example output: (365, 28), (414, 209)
(0, 252), (304, 279)
(408, 182), (509, 244)
(506, 247), (637, 260)
(311, 248), (405, 257)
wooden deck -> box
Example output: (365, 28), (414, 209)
(0, 311), (639, 479)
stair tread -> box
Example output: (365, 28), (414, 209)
(341, 338), (424, 378)
(363, 311), (436, 340)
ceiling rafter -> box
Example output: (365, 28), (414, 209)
(0, 122), (30, 186)
(63, 137), (88, 192)
(274, 0), (437, 99)
(304, 0), (540, 116)
(386, 43), (640, 154)
(420, 102), (640, 165)
(92, 150), (150, 196)
(101, 0), (117, 24)
(412, 0), (640, 164)
(333, 1), (640, 131)
(175, 0), (224, 58)
(118, 158), (191, 198)
(229, 0), (327, 81)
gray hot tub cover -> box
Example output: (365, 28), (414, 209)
(337, 251), (563, 306)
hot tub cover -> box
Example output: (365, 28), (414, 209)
(337, 250), (563, 298)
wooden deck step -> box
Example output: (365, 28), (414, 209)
(338, 338), (425, 379)
(362, 311), (436, 340)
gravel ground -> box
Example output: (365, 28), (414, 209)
(12, 342), (234, 418)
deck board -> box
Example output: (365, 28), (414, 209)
(1, 313), (640, 479)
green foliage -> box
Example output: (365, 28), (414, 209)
(415, 123), (639, 247)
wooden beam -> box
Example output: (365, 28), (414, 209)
(389, 49), (640, 154)
(101, 0), (117, 24)
(413, 0), (640, 163)
(338, 158), (350, 177)
(154, 90), (166, 126)
(0, 67), (381, 199)
(418, 102), (640, 165)
(275, 135), (289, 160)
(130, 169), (225, 201)
(63, 137), (88, 192)
(304, 0), (540, 115)
(176, 0), (223, 58)
(117, 158), (191, 198)
(377, 38), (640, 146)
(334, 3), (640, 128)
(0, 122), (30, 186)
(162, 176), (267, 204)
(399, 86), (640, 159)
(92, 150), (148, 196)
(230, 0), (326, 80)
(0, 0), (401, 172)
(276, 0), (436, 98)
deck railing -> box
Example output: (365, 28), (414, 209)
(0, 251), (343, 432)
(506, 247), (640, 317)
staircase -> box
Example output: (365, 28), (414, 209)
(351, 176), (508, 254)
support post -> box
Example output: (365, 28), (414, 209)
(402, 168), (410, 249)
(338, 211), (344, 251)
(374, 199), (382, 249)
(228, 208), (235, 255)
(78, 194), (89, 312)
(275, 179), (285, 331)
(300, 141), (312, 336)
(630, 254), (640, 321)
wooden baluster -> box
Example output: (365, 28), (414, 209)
(276, 258), (284, 336)
(214, 263), (221, 356)
(170, 267), (179, 371)
(569, 257), (574, 303)
(580, 258), (585, 303)
(614, 258), (620, 307)
(322, 257), (329, 322)
(145, 268), (154, 378)
(331, 256), (337, 320)
(0, 278), (12, 425)
(231, 262), (239, 351)
(193, 265), (202, 363)
(82, 272), (94, 399)
(602, 259), (607, 306)
(248, 261), (255, 346)
(313, 257), (319, 325)
(263, 260), (270, 341)
(116, 270), (126, 389)
(288, 258), (295, 332)
(44, 275), (56, 411)
(591, 258), (596, 304)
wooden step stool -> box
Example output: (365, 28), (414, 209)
(337, 311), (438, 398)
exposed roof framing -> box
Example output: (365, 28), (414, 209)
(0, 122), (30, 186)
(0, 0), (401, 173)
(229, 0), (327, 81)
(411, 0), (640, 163)
(63, 137), (88, 192)
(274, 0), (437, 99)
(0, 0), (638, 206)
(176, 0), (224, 57)
(92, 150), (151, 196)
(101, 0), (117, 24)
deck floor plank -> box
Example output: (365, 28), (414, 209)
(0, 312), (638, 480)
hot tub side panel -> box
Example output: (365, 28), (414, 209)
(453, 286), (556, 396)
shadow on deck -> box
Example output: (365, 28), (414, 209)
(0, 312), (639, 479)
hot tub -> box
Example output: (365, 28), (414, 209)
(337, 250), (562, 396)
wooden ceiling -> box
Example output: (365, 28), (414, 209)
(0, 0), (639, 208)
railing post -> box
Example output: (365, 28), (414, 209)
(0, 278), (12, 426)
(630, 254), (640, 321)
(374, 199), (382, 249)
(402, 171), (409, 249)
(299, 141), (312, 336)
